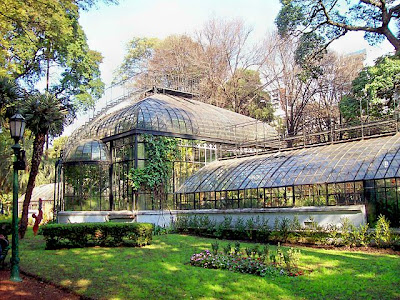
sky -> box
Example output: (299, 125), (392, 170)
(64, 0), (394, 135)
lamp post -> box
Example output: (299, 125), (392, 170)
(9, 111), (26, 282)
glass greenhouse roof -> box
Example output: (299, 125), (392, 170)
(177, 134), (400, 193)
(64, 140), (110, 164)
(70, 92), (278, 144)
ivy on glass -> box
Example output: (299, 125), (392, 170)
(128, 135), (180, 202)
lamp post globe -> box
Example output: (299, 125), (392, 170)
(9, 112), (26, 144)
(9, 111), (25, 282)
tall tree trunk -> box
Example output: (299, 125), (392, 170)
(19, 132), (46, 239)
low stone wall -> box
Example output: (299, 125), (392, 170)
(136, 205), (367, 228)
(58, 205), (366, 228)
(57, 210), (136, 223)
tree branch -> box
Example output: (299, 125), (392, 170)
(389, 4), (400, 16)
(318, 0), (382, 33)
(360, 0), (383, 8)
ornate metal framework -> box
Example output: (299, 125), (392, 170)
(177, 134), (400, 193)
(58, 86), (400, 226)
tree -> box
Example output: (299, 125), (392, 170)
(261, 34), (317, 138)
(18, 92), (67, 237)
(195, 18), (265, 107)
(145, 35), (205, 90)
(276, 0), (400, 64)
(340, 55), (400, 122)
(115, 18), (268, 112)
(0, 0), (106, 111)
(309, 50), (365, 132)
(0, 1), (116, 237)
(261, 33), (364, 140)
(113, 37), (160, 83)
(247, 98), (275, 123)
(220, 69), (270, 115)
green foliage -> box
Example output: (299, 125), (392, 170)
(22, 92), (68, 136)
(0, 218), (12, 236)
(290, 215), (301, 231)
(234, 217), (246, 235)
(247, 100), (275, 123)
(211, 239), (219, 255)
(340, 55), (400, 122)
(222, 69), (271, 114)
(191, 249), (284, 277)
(128, 135), (179, 203)
(0, 0), (105, 109)
(113, 37), (160, 82)
(193, 241), (303, 276)
(223, 242), (232, 255)
(374, 214), (392, 248)
(234, 241), (241, 255)
(47, 136), (68, 159)
(358, 224), (371, 247)
(153, 225), (174, 236)
(174, 214), (400, 249)
(0, 76), (21, 122)
(276, 1), (400, 64)
(279, 217), (291, 242)
(245, 246), (252, 257)
(40, 222), (154, 249)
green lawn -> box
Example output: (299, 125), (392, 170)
(18, 231), (400, 300)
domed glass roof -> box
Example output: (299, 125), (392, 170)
(64, 140), (110, 164)
(69, 91), (278, 144)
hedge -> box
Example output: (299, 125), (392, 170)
(40, 222), (154, 249)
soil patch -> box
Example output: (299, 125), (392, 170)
(0, 268), (83, 300)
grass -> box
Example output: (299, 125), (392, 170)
(18, 231), (400, 300)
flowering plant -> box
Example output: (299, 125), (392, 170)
(190, 244), (304, 277)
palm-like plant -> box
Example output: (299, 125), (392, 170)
(19, 92), (67, 238)
(0, 76), (22, 125)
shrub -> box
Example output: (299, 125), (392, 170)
(223, 242), (232, 255)
(0, 219), (12, 236)
(215, 216), (232, 238)
(234, 241), (241, 255)
(245, 217), (256, 239)
(211, 239), (219, 255)
(153, 225), (174, 235)
(357, 224), (371, 247)
(234, 217), (246, 238)
(279, 218), (291, 243)
(40, 222), (154, 249)
(374, 215), (391, 248)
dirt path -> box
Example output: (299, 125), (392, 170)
(0, 269), (82, 300)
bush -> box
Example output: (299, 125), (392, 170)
(40, 222), (154, 249)
(174, 214), (398, 249)
(374, 215), (391, 248)
(0, 218), (12, 236)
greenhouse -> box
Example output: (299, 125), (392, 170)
(58, 88), (278, 221)
(176, 134), (400, 226)
(57, 88), (400, 227)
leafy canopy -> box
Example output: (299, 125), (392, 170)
(276, 0), (400, 64)
(0, 0), (109, 112)
(340, 55), (400, 121)
(113, 37), (160, 83)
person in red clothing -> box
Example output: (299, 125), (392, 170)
(32, 198), (43, 236)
